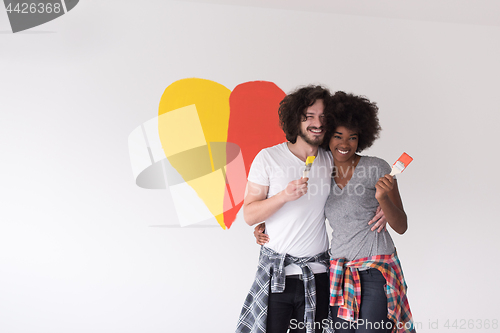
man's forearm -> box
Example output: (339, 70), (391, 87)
(243, 192), (286, 226)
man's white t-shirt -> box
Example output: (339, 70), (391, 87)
(247, 142), (333, 275)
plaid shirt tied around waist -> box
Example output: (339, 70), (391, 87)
(330, 251), (416, 333)
(236, 246), (330, 333)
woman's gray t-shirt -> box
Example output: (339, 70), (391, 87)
(325, 156), (395, 261)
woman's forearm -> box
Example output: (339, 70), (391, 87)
(377, 196), (407, 234)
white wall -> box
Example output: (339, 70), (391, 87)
(1, 1), (499, 332)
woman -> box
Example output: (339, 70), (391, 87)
(325, 91), (414, 333)
(255, 91), (415, 333)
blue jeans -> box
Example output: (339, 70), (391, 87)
(267, 273), (329, 333)
(330, 269), (392, 333)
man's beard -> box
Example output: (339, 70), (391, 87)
(298, 127), (323, 146)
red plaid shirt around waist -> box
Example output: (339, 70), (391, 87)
(329, 251), (416, 333)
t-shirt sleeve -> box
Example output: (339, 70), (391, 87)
(374, 157), (395, 180)
(247, 150), (270, 186)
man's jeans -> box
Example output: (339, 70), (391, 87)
(267, 272), (329, 333)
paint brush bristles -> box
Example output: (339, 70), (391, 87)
(303, 156), (315, 178)
(390, 152), (413, 176)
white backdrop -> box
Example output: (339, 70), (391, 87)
(1, 1), (499, 332)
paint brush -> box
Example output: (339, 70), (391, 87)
(389, 152), (413, 176)
(302, 156), (315, 178)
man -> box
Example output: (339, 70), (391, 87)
(235, 85), (333, 333)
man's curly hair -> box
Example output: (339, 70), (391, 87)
(323, 91), (381, 152)
(278, 85), (331, 144)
